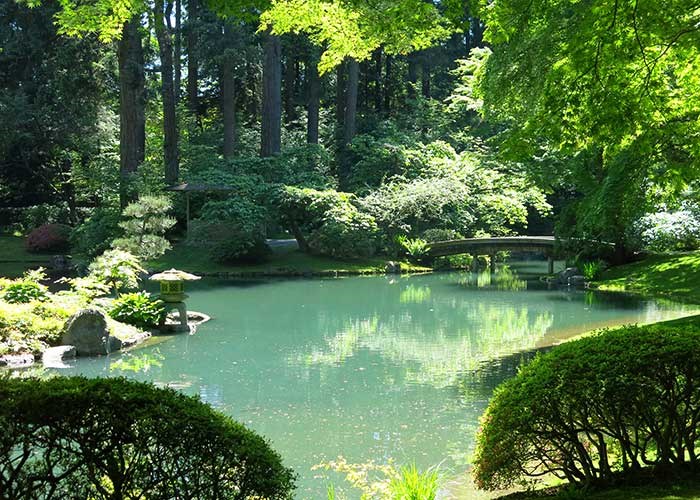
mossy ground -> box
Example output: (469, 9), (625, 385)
(594, 251), (700, 304)
(0, 234), (429, 277)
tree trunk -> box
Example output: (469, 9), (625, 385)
(261, 32), (282, 157)
(472, 17), (485, 48)
(186, 0), (199, 114)
(154, 0), (179, 184)
(339, 58), (359, 190)
(306, 50), (320, 144)
(283, 50), (297, 123)
(384, 54), (392, 113)
(421, 57), (431, 98)
(373, 48), (382, 113)
(343, 58), (359, 145)
(117, 18), (145, 208)
(174, 0), (181, 99)
(407, 54), (418, 99)
(245, 61), (259, 123)
(222, 23), (236, 159)
(335, 61), (346, 127)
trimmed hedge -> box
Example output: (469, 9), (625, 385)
(473, 324), (700, 491)
(0, 377), (296, 499)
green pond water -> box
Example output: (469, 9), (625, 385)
(52, 264), (696, 498)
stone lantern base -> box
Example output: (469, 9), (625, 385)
(160, 302), (190, 332)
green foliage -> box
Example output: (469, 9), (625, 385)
(0, 0), (110, 211)
(260, 0), (452, 73)
(0, 376), (296, 499)
(276, 186), (379, 258)
(108, 291), (166, 329)
(396, 236), (431, 260)
(359, 142), (550, 246)
(308, 204), (379, 259)
(0, 268), (49, 304)
(0, 271), (83, 356)
(632, 204), (700, 252)
(70, 206), (122, 258)
(580, 260), (606, 281)
(387, 464), (440, 500)
(112, 195), (176, 260)
(191, 197), (270, 264)
(317, 457), (441, 500)
(478, 0), (700, 251)
(88, 249), (145, 295)
(25, 223), (71, 253)
(473, 324), (700, 490)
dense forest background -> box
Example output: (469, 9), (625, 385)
(1, 0), (698, 264)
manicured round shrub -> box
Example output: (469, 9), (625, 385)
(473, 324), (700, 491)
(0, 376), (296, 499)
(108, 291), (166, 329)
(25, 223), (71, 253)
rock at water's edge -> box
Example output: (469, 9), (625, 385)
(385, 261), (401, 274)
(62, 309), (118, 356)
(556, 267), (581, 285)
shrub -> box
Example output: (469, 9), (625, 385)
(88, 249), (145, 294)
(396, 236), (431, 260)
(70, 206), (122, 257)
(0, 285), (80, 356)
(580, 259), (606, 280)
(473, 324), (700, 491)
(191, 198), (270, 264)
(1, 281), (48, 304)
(17, 203), (72, 233)
(108, 291), (166, 329)
(25, 223), (71, 253)
(631, 204), (700, 252)
(0, 268), (49, 304)
(421, 228), (462, 243)
(0, 376), (296, 499)
(276, 187), (378, 258)
(112, 195), (176, 260)
(308, 205), (379, 259)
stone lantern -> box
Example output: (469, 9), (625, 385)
(149, 269), (201, 332)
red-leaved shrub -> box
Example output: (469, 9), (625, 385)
(25, 223), (71, 253)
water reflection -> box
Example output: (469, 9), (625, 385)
(51, 264), (697, 498)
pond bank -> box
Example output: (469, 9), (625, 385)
(592, 251), (700, 304)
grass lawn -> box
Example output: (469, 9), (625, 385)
(0, 235), (52, 277)
(594, 251), (700, 304)
(499, 478), (700, 499)
(146, 242), (431, 276)
(0, 234), (430, 277)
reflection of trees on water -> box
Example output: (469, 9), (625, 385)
(289, 298), (554, 389)
(458, 267), (528, 291)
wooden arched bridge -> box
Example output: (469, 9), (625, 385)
(428, 236), (560, 273)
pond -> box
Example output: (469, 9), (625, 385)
(52, 263), (696, 498)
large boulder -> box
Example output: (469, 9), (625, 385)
(62, 309), (120, 356)
(556, 267), (581, 285)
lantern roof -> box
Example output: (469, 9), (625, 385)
(149, 269), (202, 281)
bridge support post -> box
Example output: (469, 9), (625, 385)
(548, 256), (554, 275)
(470, 254), (479, 272)
(489, 254), (496, 274)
